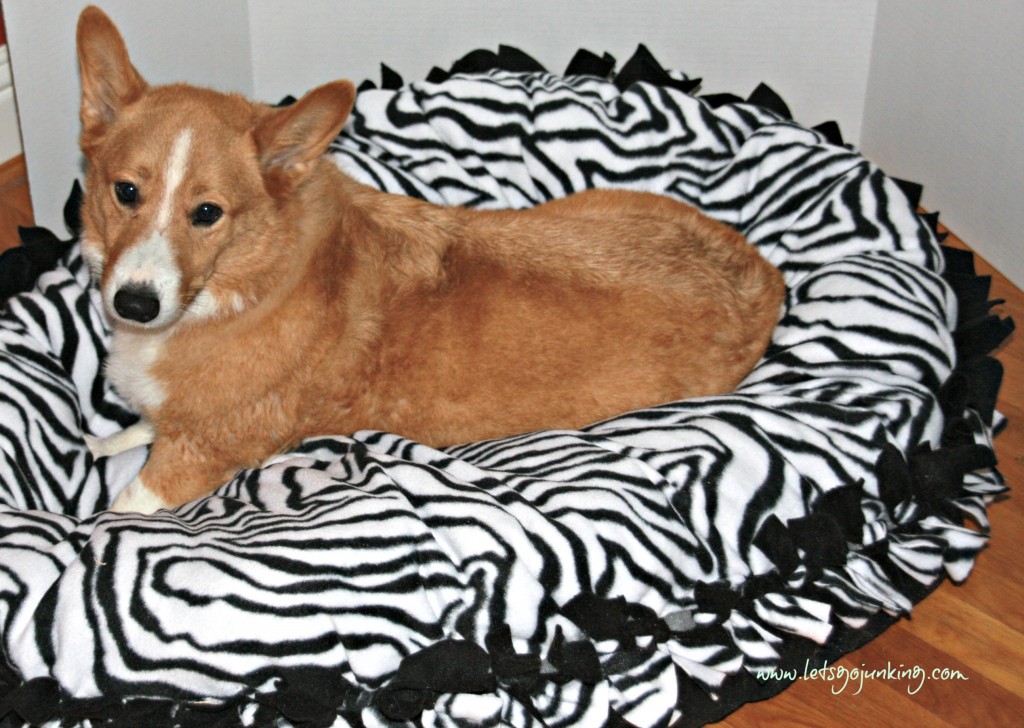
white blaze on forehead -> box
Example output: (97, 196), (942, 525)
(156, 128), (194, 232)
(105, 127), (195, 329)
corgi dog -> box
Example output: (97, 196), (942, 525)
(77, 6), (785, 513)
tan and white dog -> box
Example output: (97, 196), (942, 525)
(77, 6), (785, 513)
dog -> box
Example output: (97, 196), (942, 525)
(76, 6), (785, 513)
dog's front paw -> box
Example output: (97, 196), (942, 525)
(83, 434), (108, 458)
(86, 420), (156, 459)
(109, 475), (172, 514)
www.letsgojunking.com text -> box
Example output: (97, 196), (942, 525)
(756, 660), (969, 695)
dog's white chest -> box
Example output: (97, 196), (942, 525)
(105, 330), (168, 412)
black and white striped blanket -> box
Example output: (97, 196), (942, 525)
(0, 48), (1010, 727)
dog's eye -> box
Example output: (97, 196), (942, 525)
(114, 181), (138, 207)
(192, 203), (223, 227)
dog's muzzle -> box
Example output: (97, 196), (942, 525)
(113, 283), (161, 324)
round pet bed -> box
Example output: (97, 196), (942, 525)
(0, 46), (1011, 727)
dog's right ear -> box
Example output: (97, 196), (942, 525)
(77, 6), (147, 149)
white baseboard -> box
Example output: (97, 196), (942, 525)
(0, 45), (24, 163)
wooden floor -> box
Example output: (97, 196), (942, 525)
(0, 155), (33, 240)
(0, 159), (1019, 725)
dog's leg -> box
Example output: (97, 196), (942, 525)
(86, 419), (155, 459)
(108, 434), (235, 514)
(109, 473), (172, 514)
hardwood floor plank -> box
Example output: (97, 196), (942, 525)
(851, 622), (1024, 728)
(904, 588), (1024, 696)
(0, 154), (28, 190)
(0, 154), (33, 253)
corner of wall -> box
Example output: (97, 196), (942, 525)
(0, 45), (24, 163)
(859, 2), (1024, 289)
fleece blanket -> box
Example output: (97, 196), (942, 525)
(0, 46), (1011, 727)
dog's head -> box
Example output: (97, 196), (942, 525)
(76, 5), (355, 330)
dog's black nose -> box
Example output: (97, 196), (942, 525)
(113, 284), (161, 323)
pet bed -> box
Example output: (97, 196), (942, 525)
(0, 46), (1012, 727)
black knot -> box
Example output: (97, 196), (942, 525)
(448, 45), (546, 76)
(546, 626), (603, 684)
(953, 314), (1015, 360)
(859, 537), (890, 562)
(375, 639), (495, 721)
(920, 211), (943, 240)
(374, 685), (434, 723)
(0, 181), (80, 303)
(0, 227), (74, 302)
(876, 444), (914, 512)
(564, 49), (617, 79)
(787, 512), (848, 574)
(753, 514), (801, 575)
(941, 243), (975, 276)
(65, 179), (84, 235)
(379, 63), (403, 90)
(693, 580), (745, 619)
(61, 695), (163, 726)
(812, 120), (845, 147)
(485, 625), (541, 681)
(0, 660), (18, 692)
(258, 667), (355, 727)
(693, 570), (788, 622)
(746, 83), (792, 119)
(614, 44), (700, 94)
(908, 443), (997, 505)
(891, 178), (923, 209)
(946, 272), (997, 327)
(816, 482), (866, 542)
(939, 356), (1004, 427)
(622, 601), (670, 642)
(561, 593), (669, 644)
(744, 570), (786, 600)
(1, 676), (61, 725)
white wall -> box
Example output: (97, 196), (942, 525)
(4, 0), (253, 233)
(248, 0), (877, 141)
(8, 1), (879, 235)
(860, 1), (1024, 287)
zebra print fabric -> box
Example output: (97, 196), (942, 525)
(0, 48), (1010, 726)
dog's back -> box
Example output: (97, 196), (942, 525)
(307, 183), (784, 444)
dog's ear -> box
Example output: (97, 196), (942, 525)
(77, 6), (148, 149)
(254, 80), (356, 196)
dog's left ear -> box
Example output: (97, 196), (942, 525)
(255, 80), (356, 195)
